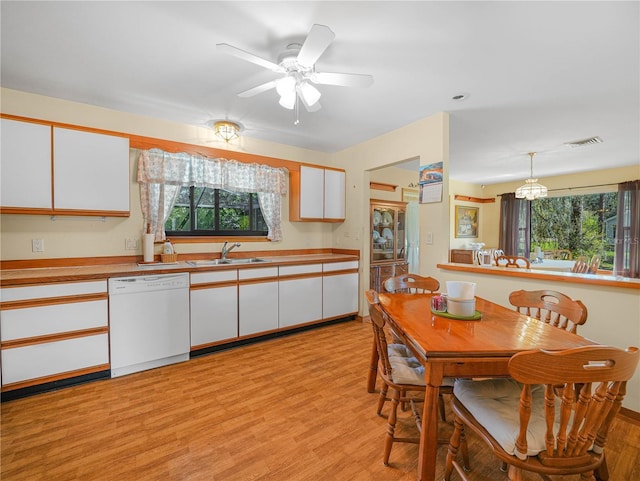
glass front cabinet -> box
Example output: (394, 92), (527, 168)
(370, 199), (407, 265)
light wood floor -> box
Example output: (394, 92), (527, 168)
(2, 320), (639, 481)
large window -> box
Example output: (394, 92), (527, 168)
(530, 191), (617, 270)
(165, 186), (268, 236)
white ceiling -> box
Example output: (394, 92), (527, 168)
(1, 1), (638, 185)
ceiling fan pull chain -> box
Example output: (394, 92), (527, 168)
(294, 95), (300, 125)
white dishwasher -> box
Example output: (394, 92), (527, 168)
(108, 273), (190, 378)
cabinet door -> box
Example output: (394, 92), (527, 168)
(299, 165), (325, 219)
(323, 272), (359, 319)
(279, 276), (323, 328)
(190, 286), (238, 347)
(324, 169), (345, 220)
(239, 281), (279, 336)
(1, 334), (109, 386)
(0, 119), (52, 211)
(53, 127), (130, 214)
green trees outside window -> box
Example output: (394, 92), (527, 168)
(530, 192), (617, 270)
(165, 186), (267, 236)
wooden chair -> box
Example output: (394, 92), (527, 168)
(572, 256), (590, 273)
(588, 255), (601, 274)
(444, 345), (640, 481)
(383, 274), (440, 294)
(365, 289), (428, 465)
(380, 275), (453, 422)
(553, 249), (573, 260)
(508, 289), (588, 335)
(496, 255), (530, 268)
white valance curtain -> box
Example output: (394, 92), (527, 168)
(137, 149), (287, 241)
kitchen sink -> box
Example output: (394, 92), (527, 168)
(186, 258), (270, 267)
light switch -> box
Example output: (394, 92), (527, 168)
(426, 232), (434, 245)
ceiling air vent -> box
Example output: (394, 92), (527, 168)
(565, 136), (603, 148)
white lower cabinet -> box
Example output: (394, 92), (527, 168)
(0, 280), (109, 390)
(1, 334), (109, 385)
(239, 267), (279, 336)
(278, 264), (323, 328)
(190, 270), (238, 348)
(323, 261), (359, 320)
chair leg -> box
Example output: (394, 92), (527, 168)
(507, 463), (525, 481)
(367, 339), (379, 393)
(383, 387), (400, 466)
(377, 382), (388, 416)
(438, 393), (447, 421)
(459, 424), (470, 471)
(595, 453), (609, 481)
(444, 416), (463, 480)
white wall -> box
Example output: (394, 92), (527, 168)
(0, 88), (336, 260)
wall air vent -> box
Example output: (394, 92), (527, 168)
(565, 136), (603, 148)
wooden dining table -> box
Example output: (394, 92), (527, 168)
(375, 293), (597, 481)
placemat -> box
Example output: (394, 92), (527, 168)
(430, 308), (482, 321)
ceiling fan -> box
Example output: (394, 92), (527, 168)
(217, 24), (374, 117)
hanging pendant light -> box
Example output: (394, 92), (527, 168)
(515, 152), (548, 200)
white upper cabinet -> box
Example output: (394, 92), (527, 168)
(324, 168), (346, 220)
(290, 165), (346, 222)
(53, 127), (130, 215)
(299, 165), (325, 219)
(0, 118), (53, 212)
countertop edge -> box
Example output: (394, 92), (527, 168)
(437, 263), (640, 290)
(0, 254), (360, 287)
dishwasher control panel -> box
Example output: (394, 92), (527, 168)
(108, 273), (189, 294)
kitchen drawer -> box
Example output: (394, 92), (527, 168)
(278, 263), (323, 276)
(323, 260), (358, 272)
(1, 280), (107, 302)
(1, 333), (109, 385)
(190, 270), (237, 285)
(238, 266), (278, 280)
(1, 299), (108, 340)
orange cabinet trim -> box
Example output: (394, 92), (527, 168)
(1, 326), (109, 350)
(0, 293), (108, 311)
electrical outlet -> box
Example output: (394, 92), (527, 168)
(32, 238), (45, 252)
(125, 238), (139, 250)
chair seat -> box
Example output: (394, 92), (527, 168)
(454, 378), (552, 459)
(388, 344), (455, 387)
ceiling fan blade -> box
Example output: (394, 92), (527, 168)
(238, 80), (277, 98)
(296, 24), (335, 67)
(311, 72), (374, 88)
(216, 43), (282, 72)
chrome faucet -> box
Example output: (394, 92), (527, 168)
(221, 241), (241, 260)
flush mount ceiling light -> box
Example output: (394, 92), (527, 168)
(213, 121), (240, 142)
(515, 152), (548, 200)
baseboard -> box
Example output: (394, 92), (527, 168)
(618, 407), (640, 426)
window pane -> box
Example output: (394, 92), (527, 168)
(164, 186), (191, 232)
(165, 187), (267, 236)
(530, 192), (617, 270)
(194, 187), (215, 230)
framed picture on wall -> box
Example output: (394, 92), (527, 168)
(455, 205), (479, 238)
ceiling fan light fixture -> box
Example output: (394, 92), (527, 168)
(297, 81), (321, 106)
(276, 76), (296, 97)
(515, 152), (548, 200)
(279, 91), (296, 109)
(213, 121), (240, 142)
